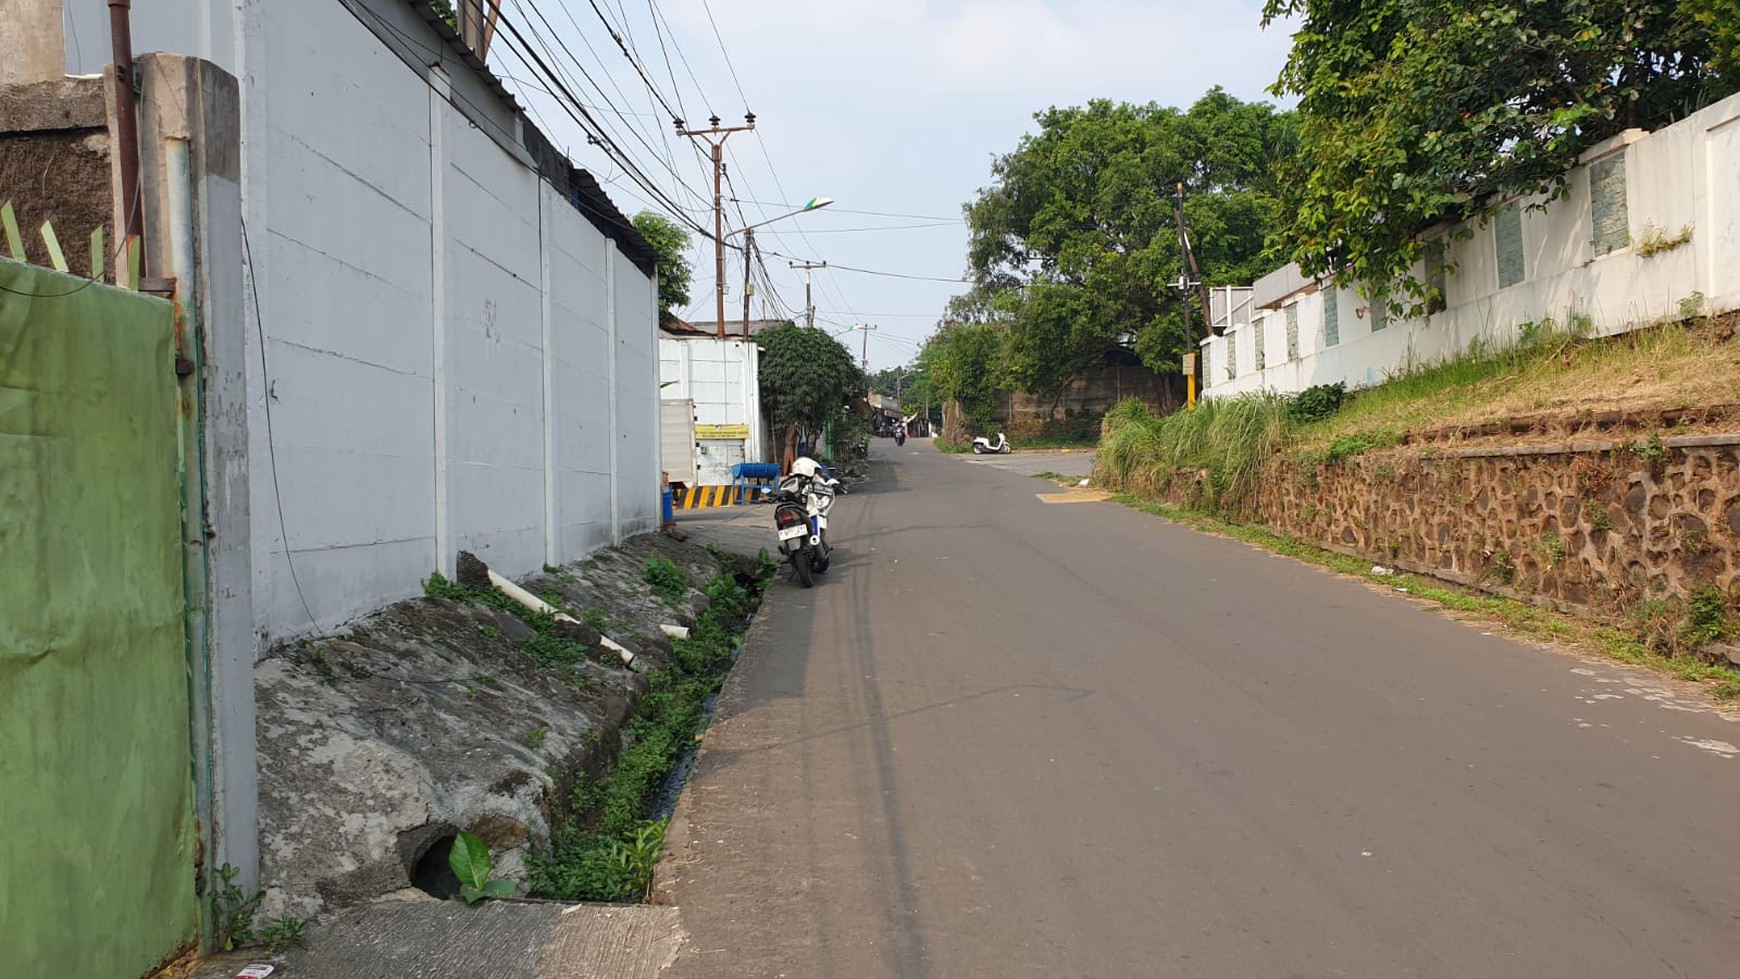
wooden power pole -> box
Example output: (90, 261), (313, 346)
(677, 114), (756, 339)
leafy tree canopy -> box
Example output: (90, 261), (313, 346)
(923, 322), (1007, 435)
(756, 324), (862, 438)
(631, 211), (693, 325)
(963, 89), (1296, 393)
(1263, 0), (1736, 310)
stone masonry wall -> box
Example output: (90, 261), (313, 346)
(1260, 436), (1740, 618)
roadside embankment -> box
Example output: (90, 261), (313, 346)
(254, 534), (765, 920)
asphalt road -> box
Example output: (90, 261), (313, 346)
(660, 444), (1740, 979)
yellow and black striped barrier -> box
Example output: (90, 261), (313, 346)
(675, 481), (778, 509)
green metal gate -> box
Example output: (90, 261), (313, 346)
(1, 257), (199, 977)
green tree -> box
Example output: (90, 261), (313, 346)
(924, 322), (1006, 436)
(963, 90), (1295, 393)
(1691, 0), (1740, 79)
(1263, 0), (1735, 312)
(631, 211), (693, 325)
(756, 324), (862, 460)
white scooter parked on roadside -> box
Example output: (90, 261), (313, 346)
(971, 432), (1012, 454)
(770, 456), (838, 588)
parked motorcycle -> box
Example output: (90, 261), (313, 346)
(971, 432), (1012, 454)
(770, 457), (837, 588)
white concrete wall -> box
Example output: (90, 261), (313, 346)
(81, 1), (659, 644)
(657, 337), (766, 485)
(1204, 91), (1740, 399)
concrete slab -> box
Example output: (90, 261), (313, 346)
(670, 505), (771, 560)
(183, 901), (682, 979)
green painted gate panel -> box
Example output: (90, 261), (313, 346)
(0, 259), (198, 978)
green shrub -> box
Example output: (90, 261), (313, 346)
(1093, 393), (1293, 514)
(1287, 382), (1345, 424)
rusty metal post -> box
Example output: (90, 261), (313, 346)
(108, 0), (142, 250)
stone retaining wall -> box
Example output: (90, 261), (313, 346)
(1261, 436), (1740, 617)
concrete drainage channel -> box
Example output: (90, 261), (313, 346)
(222, 533), (773, 978)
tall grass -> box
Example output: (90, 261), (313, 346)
(1098, 312), (1736, 512)
(1096, 394), (1294, 513)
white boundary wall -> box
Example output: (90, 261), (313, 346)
(69, 0), (661, 644)
(1203, 91), (1740, 399)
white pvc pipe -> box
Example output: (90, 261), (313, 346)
(659, 624), (690, 640)
(486, 569), (636, 667)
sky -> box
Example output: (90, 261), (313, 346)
(490, 0), (1297, 372)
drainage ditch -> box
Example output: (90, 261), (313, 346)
(527, 564), (768, 903)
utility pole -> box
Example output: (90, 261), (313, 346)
(741, 227), (755, 340)
(849, 323), (877, 373)
(1173, 182), (1214, 410)
(789, 260), (826, 329)
(676, 113), (756, 339)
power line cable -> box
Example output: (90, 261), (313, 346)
(240, 214), (319, 629)
(645, 0), (689, 120)
(489, 8), (712, 233)
(338, 0), (693, 238)
(786, 222), (961, 234)
(533, 0), (699, 199)
(731, 200), (964, 222)
(576, 0), (684, 123)
(504, 0), (709, 214)
(759, 246), (969, 283)
(697, 0), (751, 111)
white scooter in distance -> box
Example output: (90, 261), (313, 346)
(971, 432), (1012, 454)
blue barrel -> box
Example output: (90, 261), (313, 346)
(733, 463), (782, 480)
(662, 487), (675, 523)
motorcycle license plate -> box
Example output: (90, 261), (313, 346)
(778, 526), (807, 541)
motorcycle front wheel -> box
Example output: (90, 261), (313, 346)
(1000, 443), (1012, 453)
(792, 551), (815, 588)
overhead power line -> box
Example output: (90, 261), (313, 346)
(758, 247), (970, 283)
(505, 0), (709, 214)
(731, 199), (964, 222)
(489, 7), (713, 235)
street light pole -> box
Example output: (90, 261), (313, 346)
(722, 198), (833, 338)
(677, 114), (756, 340)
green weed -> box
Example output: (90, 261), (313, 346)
(259, 914), (310, 954)
(643, 556), (689, 603)
(450, 831), (516, 904)
(210, 863), (264, 952)
(1681, 588), (1732, 650)
(529, 571), (763, 903)
(1636, 222), (1694, 257)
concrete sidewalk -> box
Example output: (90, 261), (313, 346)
(184, 900), (681, 979)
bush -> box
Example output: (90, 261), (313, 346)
(1287, 382), (1345, 424)
(1101, 397), (1153, 434)
(1094, 393), (1294, 513)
